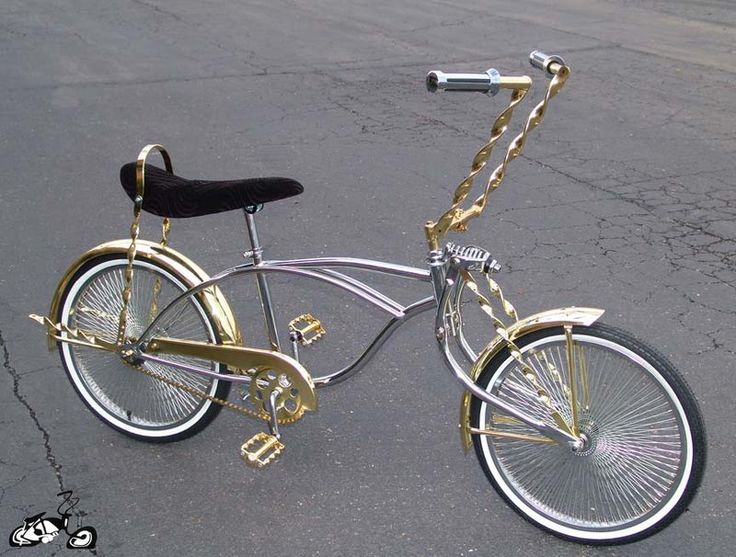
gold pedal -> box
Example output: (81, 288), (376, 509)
(288, 314), (326, 346)
(240, 432), (284, 468)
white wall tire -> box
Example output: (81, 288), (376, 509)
(470, 323), (706, 544)
(57, 254), (230, 442)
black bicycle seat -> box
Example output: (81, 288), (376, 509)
(119, 163), (303, 218)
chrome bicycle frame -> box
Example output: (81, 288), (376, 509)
(133, 209), (580, 445)
(139, 209), (436, 387)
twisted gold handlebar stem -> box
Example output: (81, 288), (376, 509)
(424, 61), (570, 250)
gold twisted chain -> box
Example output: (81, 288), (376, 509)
(118, 145), (174, 346)
(147, 217), (172, 323)
(116, 196), (143, 346)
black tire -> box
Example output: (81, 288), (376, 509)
(470, 322), (706, 544)
(56, 253), (230, 442)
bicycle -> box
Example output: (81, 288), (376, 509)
(30, 50), (706, 544)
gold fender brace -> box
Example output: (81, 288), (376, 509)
(458, 307), (604, 451)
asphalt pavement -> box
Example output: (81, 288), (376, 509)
(1, 1), (735, 555)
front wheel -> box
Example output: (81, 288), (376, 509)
(469, 322), (705, 544)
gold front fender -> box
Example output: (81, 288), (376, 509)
(459, 307), (604, 451)
(44, 239), (242, 350)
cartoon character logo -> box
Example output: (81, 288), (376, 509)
(8, 491), (97, 549)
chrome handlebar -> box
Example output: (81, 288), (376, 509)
(426, 50), (566, 96)
(529, 50), (566, 76)
(426, 68), (502, 95)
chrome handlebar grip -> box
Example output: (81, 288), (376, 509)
(426, 68), (502, 96)
(529, 50), (566, 76)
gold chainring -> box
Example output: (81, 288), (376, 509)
(249, 367), (306, 424)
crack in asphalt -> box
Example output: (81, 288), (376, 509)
(0, 328), (65, 493)
(0, 329), (101, 555)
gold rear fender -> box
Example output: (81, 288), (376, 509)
(44, 239), (242, 350)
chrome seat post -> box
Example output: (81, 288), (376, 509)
(243, 205), (281, 351)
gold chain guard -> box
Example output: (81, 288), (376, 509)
(147, 337), (318, 414)
(30, 314), (313, 425)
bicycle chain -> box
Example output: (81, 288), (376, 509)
(130, 362), (305, 425)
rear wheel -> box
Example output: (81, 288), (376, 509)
(57, 253), (230, 441)
(470, 323), (705, 544)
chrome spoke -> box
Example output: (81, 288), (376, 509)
(479, 333), (687, 532)
(66, 261), (217, 430)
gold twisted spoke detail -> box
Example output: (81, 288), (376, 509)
(537, 351), (566, 390)
(460, 270), (575, 437)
